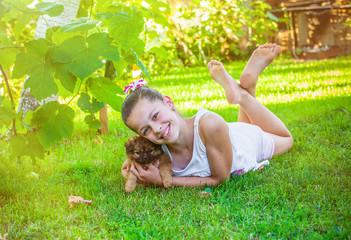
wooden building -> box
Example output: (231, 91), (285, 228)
(270, 0), (351, 59)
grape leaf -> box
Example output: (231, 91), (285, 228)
(91, 98), (105, 113)
(19, 39), (59, 100)
(12, 52), (27, 79)
(87, 77), (124, 112)
(10, 135), (26, 159)
(9, 133), (44, 160)
(53, 33), (120, 80)
(107, 10), (144, 52)
(0, 2), (7, 16)
(70, 53), (103, 80)
(52, 36), (85, 63)
(14, 13), (32, 39)
(61, 17), (98, 32)
(77, 93), (91, 112)
(87, 33), (120, 62)
(54, 63), (77, 93)
(266, 12), (278, 22)
(26, 38), (49, 59)
(113, 57), (127, 79)
(0, 98), (16, 129)
(149, 47), (168, 59)
(24, 61), (57, 100)
(77, 93), (104, 113)
(133, 50), (151, 80)
(26, 133), (45, 160)
(0, 33), (17, 69)
(0, 48), (17, 70)
(32, 101), (75, 148)
(84, 114), (102, 129)
(35, 2), (64, 17)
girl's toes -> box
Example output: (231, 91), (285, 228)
(207, 61), (214, 70)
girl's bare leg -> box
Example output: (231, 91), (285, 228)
(207, 45), (293, 155)
(207, 59), (251, 123)
(240, 43), (282, 97)
(208, 44), (281, 122)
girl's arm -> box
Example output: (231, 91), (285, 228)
(131, 163), (221, 187)
(131, 113), (233, 187)
(198, 112), (233, 183)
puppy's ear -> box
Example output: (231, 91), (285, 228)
(126, 144), (134, 152)
(151, 149), (159, 156)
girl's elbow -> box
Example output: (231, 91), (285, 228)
(213, 175), (230, 186)
(288, 135), (294, 152)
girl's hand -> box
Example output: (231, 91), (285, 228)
(121, 160), (129, 179)
(130, 161), (163, 187)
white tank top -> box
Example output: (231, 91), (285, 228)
(161, 108), (270, 177)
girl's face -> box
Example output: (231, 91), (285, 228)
(126, 97), (180, 145)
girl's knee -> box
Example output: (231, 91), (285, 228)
(271, 135), (293, 156)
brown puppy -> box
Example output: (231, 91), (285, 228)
(124, 136), (173, 193)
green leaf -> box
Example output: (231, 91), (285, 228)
(133, 50), (151, 80)
(0, 2), (8, 16)
(10, 135), (26, 159)
(131, 38), (145, 57)
(54, 36), (101, 79)
(22, 110), (33, 131)
(9, 133), (45, 160)
(25, 38), (49, 63)
(0, 47), (17, 70)
(266, 12), (278, 22)
(14, 13), (32, 39)
(113, 57), (127, 79)
(91, 98), (105, 113)
(61, 17), (98, 32)
(87, 77), (124, 112)
(149, 47), (168, 59)
(0, 97), (15, 129)
(84, 114), (102, 129)
(0, 32), (18, 69)
(46, 26), (81, 45)
(105, 60), (116, 79)
(26, 133), (45, 159)
(53, 33), (120, 79)
(55, 63), (77, 93)
(19, 39), (58, 100)
(32, 101), (75, 148)
(53, 36), (86, 63)
(24, 61), (57, 100)
(12, 52), (27, 79)
(35, 2), (64, 17)
(87, 33), (120, 61)
(77, 93), (105, 113)
(107, 9), (144, 52)
(77, 93), (91, 112)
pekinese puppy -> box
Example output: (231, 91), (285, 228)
(124, 136), (173, 193)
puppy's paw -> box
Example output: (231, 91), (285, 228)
(163, 178), (173, 188)
(125, 186), (135, 193)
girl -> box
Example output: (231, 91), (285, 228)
(121, 43), (293, 187)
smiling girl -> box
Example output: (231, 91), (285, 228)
(121, 43), (293, 187)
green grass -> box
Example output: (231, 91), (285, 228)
(1, 56), (351, 239)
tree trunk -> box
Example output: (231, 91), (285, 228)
(17, 0), (81, 117)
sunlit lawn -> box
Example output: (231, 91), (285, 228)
(1, 56), (350, 239)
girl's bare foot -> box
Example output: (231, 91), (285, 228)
(207, 60), (243, 104)
(240, 43), (281, 93)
